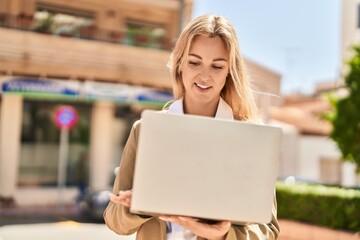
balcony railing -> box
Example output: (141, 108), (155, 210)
(0, 13), (173, 50)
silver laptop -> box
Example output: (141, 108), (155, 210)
(131, 110), (281, 224)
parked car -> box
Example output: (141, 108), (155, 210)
(78, 189), (110, 222)
(77, 168), (119, 222)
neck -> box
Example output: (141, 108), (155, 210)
(183, 97), (220, 117)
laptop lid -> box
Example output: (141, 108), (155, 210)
(131, 110), (281, 224)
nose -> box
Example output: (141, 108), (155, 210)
(199, 67), (211, 81)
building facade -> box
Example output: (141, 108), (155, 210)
(270, 0), (360, 187)
(0, 0), (281, 206)
(341, 0), (360, 64)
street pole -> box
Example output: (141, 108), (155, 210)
(57, 126), (69, 210)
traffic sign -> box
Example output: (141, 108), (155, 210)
(54, 105), (78, 129)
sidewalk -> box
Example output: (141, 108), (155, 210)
(278, 220), (360, 240)
(0, 221), (136, 240)
(1, 205), (359, 240)
(0, 204), (82, 225)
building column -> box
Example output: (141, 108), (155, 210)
(89, 101), (115, 191)
(0, 94), (23, 201)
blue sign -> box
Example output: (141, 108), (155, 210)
(136, 90), (173, 102)
(55, 106), (78, 128)
(1, 77), (79, 95)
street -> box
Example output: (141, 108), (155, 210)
(0, 221), (136, 240)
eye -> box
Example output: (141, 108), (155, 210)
(188, 61), (200, 66)
(212, 65), (224, 70)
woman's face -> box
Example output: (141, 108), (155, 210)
(182, 34), (229, 107)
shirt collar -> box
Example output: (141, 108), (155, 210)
(167, 97), (234, 120)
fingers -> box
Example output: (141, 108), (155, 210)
(120, 190), (133, 196)
(158, 216), (231, 239)
(158, 215), (175, 222)
(159, 215), (205, 228)
(159, 215), (189, 225)
(215, 220), (231, 230)
(109, 193), (125, 203)
(108, 190), (132, 207)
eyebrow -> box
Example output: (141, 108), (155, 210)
(188, 53), (227, 62)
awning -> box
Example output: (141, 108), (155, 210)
(0, 77), (173, 106)
(0, 76), (80, 100)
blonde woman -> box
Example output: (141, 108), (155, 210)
(104, 14), (280, 240)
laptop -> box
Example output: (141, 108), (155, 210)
(131, 110), (282, 224)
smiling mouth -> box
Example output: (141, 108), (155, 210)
(195, 83), (212, 90)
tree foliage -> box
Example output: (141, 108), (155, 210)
(329, 45), (360, 171)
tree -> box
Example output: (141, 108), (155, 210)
(329, 45), (360, 172)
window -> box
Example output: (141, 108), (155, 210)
(125, 20), (168, 49)
(34, 5), (94, 37)
(19, 100), (91, 187)
(319, 157), (341, 185)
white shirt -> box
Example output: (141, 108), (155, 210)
(167, 97), (234, 120)
(165, 97), (234, 240)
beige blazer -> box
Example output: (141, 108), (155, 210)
(103, 119), (280, 240)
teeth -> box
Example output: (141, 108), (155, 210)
(196, 83), (211, 89)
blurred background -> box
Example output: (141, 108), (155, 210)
(0, 0), (359, 239)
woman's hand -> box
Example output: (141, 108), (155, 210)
(109, 190), (132, 207)
(159, 215), (231, 240)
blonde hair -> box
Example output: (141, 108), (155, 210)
(168, 14), (259, 121)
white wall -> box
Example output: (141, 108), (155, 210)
(342, 0), (360, 62)
(274, 123), (300, 179)
(280, 132), (359, 187)
(298, 135), (341, 181)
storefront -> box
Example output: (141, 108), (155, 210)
(0, 76), (172, 205)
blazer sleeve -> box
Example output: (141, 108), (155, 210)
(103, 120), (153, 235)
(224, 195), (280, 240)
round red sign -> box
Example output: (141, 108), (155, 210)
(54, 105), (78, 128)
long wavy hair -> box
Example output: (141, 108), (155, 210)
(167, 14), (259, 121)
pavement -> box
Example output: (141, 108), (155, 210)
(0, 204), (84, 226)
(0, 204), (136, 240)
(278, 220), (360, 240)
(2, 205), (359, 240)
(0, 221), (136, 240)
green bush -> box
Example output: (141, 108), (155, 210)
(276, 181), (360, 232)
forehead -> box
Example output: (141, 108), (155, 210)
(189, 34), (228, 60)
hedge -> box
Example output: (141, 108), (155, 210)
(276, 181), (360, 232)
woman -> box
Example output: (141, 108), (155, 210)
(103, 14), (280, 240)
